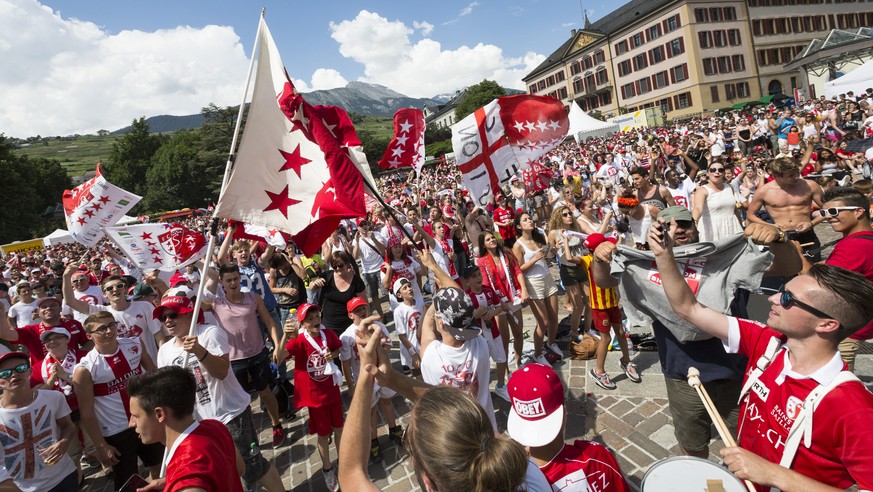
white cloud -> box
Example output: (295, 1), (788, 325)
(329, 10), (545, 98)
(309, 68), (348, 91)
(413, 20), (434, 37)
(459, 2), (480, 16)
(0, 0), (250, 137)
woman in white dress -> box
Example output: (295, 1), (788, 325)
(692, 161), (743, 242)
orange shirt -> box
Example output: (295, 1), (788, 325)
(577, 255), (619, 310)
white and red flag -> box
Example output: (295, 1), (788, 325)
(522, 161), (556, 193)
(213, 17), (373, 256)
(228, 219), (290, 249)
(104, 223), (207, 272)
(62, 165), (141, 247)
(378, 108), (426, 174)
(450, 95), (568, 206)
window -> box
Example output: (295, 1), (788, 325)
(638, 77), (652, 95)
(585, 73), (596, 91)
(653, 71), (668, 89)
(648, 25), (661, 41)
(621, 82), (636, 99)
(632, 33), (644, 48)
(594, 50), (605, 65)
(558, 87), (568, 100)
(732, 55), (746, 72)
(666, 15), (680, 32)
(615, 40), (628, 55)
(667, 38), (685, 57)
(556, 71), (566, 82)
(723, 7), (737, 21)
(695, 8), (708, 22)
(710, 8), (723, 22)
(583, 57), (593, 70)
(672, 64), (688, 83)
(725, 83), (736, 100)
(618, 60), (632, 76)
(728, 29), (741, 46)
(596, 68), (609, 85)
(711, 86), (720, 103)
(699, 31), (713, 48)
(573, 78), (584, 94)
(538, 80), (546, 91)
(599, 92), (612, 106)
(651, 46), (665, 64)
(714, 30), (726, 48)
(717, 56), (731, 74)
(676, 92), (692, 109)
(703, 58), (717, 76)
(737, 82), (750, 98)
(528, 85), (537, 93)
(633, 53), (648, 70)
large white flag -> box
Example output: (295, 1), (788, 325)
(62, 166), (141, 247)
(104, 223), (207, 272)
(213, 16), (373, 256)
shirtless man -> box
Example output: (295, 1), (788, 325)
(747, 137), (825, 260)
(464, 202), (493, 258)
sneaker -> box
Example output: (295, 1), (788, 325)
(547, 342), (564, 359)
(80, 454), (99, 472)
(494, 384), (511, 402)
(388, 425), (404, 446)
(272, 425), (286, 447)
(323, 467), (339, 492)
(535, 354), (550, 365)
(589, 368), (617, 390)
(621, 359), (642, 383)
(370, 441), (384, 463)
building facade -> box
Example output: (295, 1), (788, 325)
(523, 0), (873, 119)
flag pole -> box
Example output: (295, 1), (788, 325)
(184, 10), (266, 353)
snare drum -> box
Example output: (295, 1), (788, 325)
(642, 456), (746, 491)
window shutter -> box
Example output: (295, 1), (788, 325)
(683, 64), (689, 79)
(679, 37), (685, 53)
(687, 92), (692, 106)
(675, 14), (681, 28)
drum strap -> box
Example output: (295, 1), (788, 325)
(737, 337), (783, 405)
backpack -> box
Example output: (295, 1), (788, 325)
(260, 379), (296, 420)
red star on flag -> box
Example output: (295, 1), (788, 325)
(97, 196), (112, 205)
(278, 144), (312, 178)
(141, 232), (153, 240)
(83, 209), (95, 218)
(90, 203), (103, 212)
(76, 217), (87, 225)
(149, 247), (161, 255)
(152, 256), (162, 263)
(263, 185), (302, 218)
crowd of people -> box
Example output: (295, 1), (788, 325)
(0, 92), (872, 491)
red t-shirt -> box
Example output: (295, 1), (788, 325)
(165, 419), (243, 492)
(539, 440), (631, 492)
(734, 318), (873, 490)
(284, 328), (342, 408)
(493, 206), (516, 241)
(825, 230), (873, 339)
(16, 319), (89, 366)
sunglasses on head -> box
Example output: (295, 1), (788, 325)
(159, 312), (178, 322)
(778, 286), (840, 327)
(812, 206), (861, 219)
(0, 362), (29, 380)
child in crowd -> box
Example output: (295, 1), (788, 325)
(391, 278), (422, 374)
(279, 304), (343, 492)
(507, 363), (631, 492)
(463, 265), (510, 402)
(339, 296), (402, 464)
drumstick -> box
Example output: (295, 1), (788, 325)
(798, 242), (815, 248)
(687, 367), (756, 492)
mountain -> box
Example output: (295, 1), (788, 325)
(429, 92), (458, 104)
(114, 82), (441, 134)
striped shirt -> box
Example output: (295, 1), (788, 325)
(578, 256), (619, 310)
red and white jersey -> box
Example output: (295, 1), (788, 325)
(467, 286), (501, 339)
(539, 440), (631, 492)
(78, 338), (144, 436)
(88, 301), (163, 361)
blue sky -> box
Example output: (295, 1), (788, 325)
(0, 0), (628, 137)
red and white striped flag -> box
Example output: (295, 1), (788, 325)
(62, 165), (141, 247)
(378, 108), (426, 175)
(104, 223), (207, 272)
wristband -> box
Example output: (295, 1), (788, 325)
(776, 229), (786, 243)
(198, 351), (209, 362)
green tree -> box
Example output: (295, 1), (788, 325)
(454, 80), (506, 122)
(143, 130), (212, 211)
(102, 118), (163, 196)
(199, 104), (244, 199)
(424, 125), (452, 145)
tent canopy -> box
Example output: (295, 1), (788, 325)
(825, 58), (873, 98)
(43, 229), (74, 247)
(566, 102), (620, 143)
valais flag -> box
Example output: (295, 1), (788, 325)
(378, 108), (425, 175)
(104, 223), (207, 272)
(62, 164), (142, 247)
(450, 95), (568, 206)
(213, 17), (374, 256)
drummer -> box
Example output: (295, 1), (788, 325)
(648, 217), (873, 490)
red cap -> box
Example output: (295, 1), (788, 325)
(584, 233), (616, 250)
(346, 296), (368, 313)
(297, 303), (321, 323)
(506, 364), (565, 447)
(169, 272), (187, 288)
(152, 296), (203, 324)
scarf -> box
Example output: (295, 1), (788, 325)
(303, 328), (343, 386)
(40, 350), (76, 396)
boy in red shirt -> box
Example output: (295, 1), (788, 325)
(507, 363), (630, 492)
(278, 303), (343, 492)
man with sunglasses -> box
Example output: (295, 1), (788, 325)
(818, 187), (873, 372)
(649, 216), (873, 491)
(62, 265), (165, 362)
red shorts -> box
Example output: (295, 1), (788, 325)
(307, 402), (344, 436)
(591, 306), (622, 332)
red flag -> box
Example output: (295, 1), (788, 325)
(378, 108), (426, 174)
(213, 17), (371, 256)
(450, 95), (568, 206)
(522, 162), (556, 192)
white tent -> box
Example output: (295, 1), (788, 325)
(825, 58), (873, 98)
(43, 229), (74, 247)
(566, 101), (620, 143)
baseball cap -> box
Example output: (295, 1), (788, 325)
(346, 296), (368, 313)
(130, 284), (156, 300)
(165, 286), (194, 299)
(356, 218), (368, 227)
(39, 327), (71, 342)
(432, 287), (480, 341)
(152, 296), (197, 320)
(584, 233), (616, 250)
(507, 363), (565, 447)
(169, 272), (188, 288)
(0, 350), (28, 366)
(297, 303), (321, 323)
(35, 297), (60, 308)
(658, 206), (694, 223)
(392, 278), (410, 297)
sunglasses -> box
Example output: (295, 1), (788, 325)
(812, 206), (861, 219)
(0, 362), (30, 380)
(89, 321), (117, 335)
(778, 287), (839, 327)
(708, 167), (725, 173)
(561, 212), (572, 217)
(159, 312), (179, 322)
(333, 263), (350, 270)
(103, 284), (126, 293)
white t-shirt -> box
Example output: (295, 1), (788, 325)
(384, 258), (423, 311)
(8, 300), (38, 328)
(0, 390), (76, 492)
(393, 302), (422, 367)
(157, 324), (250, 424)
(338, 321), (390, 383)
(356, 232), (386, 274)
(666, 177), (696, 210)
(421, 336), (496, 429)
(87, 301), (164, 361)
(66, 285), (107, 324)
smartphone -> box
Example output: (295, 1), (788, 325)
(119, 474), (149, 492)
